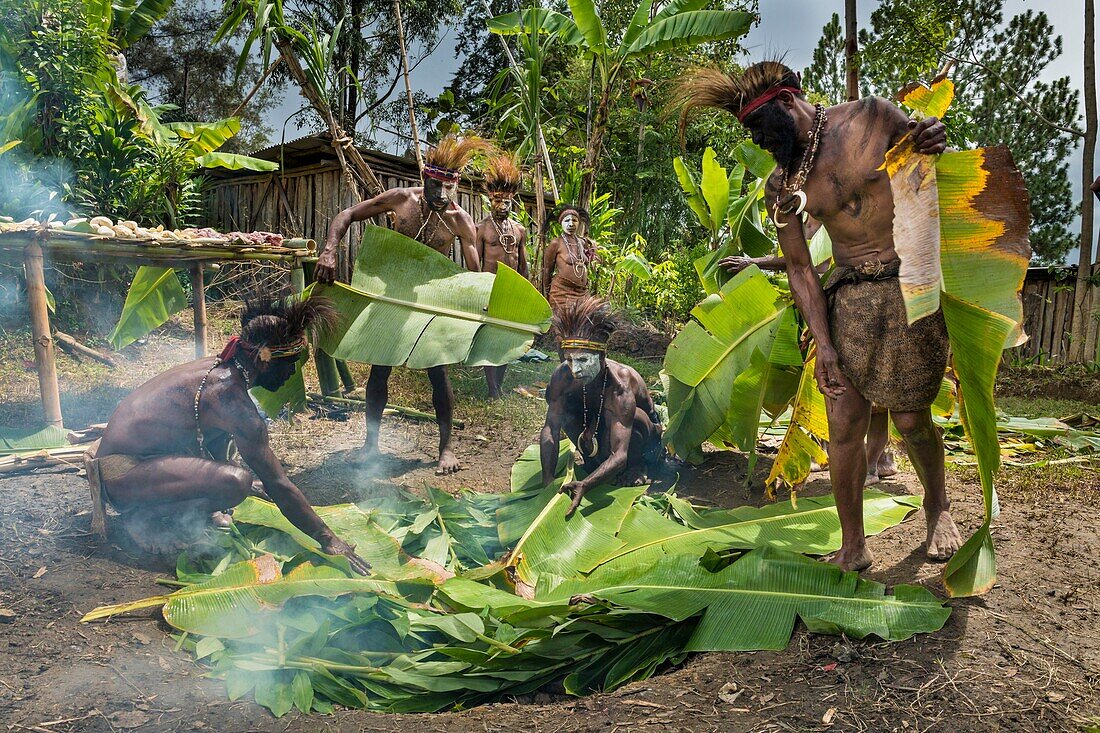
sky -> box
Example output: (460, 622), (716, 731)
(263, 0), (1098, 263)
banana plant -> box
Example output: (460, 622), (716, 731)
(490, 0), (755, 208)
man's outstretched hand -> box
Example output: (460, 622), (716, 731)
(314, 250), (338, 284)
(560, 480), (589, 518)
(814, 348), (847, 400)
(909, 116), (947, 155)
(321, 535), (372, 575)
(719, 255), (755, 275)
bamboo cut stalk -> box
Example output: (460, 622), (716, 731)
(24, 242), (62, 427)
(193, 262), (208, 358)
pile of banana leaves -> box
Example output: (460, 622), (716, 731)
(83, 445), (950, 716)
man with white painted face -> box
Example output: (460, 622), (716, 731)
(539, 297), (664, 517)
(475, 152), (529, 399)
(316, 135), (493, 474)
(542, 205), (596, 313)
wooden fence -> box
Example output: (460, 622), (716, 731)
(1015, 266), (1096, 363)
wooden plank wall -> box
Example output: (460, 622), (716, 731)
(1013, 270), (1089, 363)
(201, 162), (493, 276)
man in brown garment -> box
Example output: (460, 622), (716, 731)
(680, 61), (953, 572)
(315, 135), (492, 474)
(542, 206), (596, 313)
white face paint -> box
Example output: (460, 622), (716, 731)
(561, 213), (579, 234)
(565, 350), (602, 384)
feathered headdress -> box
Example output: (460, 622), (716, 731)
(552, 296), (618, 352)
(483, 153), (522, 195)
(423, 135), (495, 183)
(674, 60), (802, 133)
(219, 292), (338, 363)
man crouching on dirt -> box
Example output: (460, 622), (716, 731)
(85, 294), (370, 574)
(540, 297), (664, 517)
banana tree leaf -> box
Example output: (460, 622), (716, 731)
(662, 266), (792, 459)
(113, 0), (174, 47)
(0, 424), (68, 455)
(488, 8), (587, 47)
(941, 294), (1015, 597)
(593, 491), (921, 573)
(899, 77), (956, 119)
(672, 156), (712, 234)
(700, 147), (728, 235)
(623, 10), (754, 56)
(81, 556), (397, 638)
(108, 266), (188, 350)
(230, 497), (448, 582)
(884, 136), (943, 324)
(319, 226), (550, 369)
(651, 0), (708, 22)
(766, 354), (830, 492)
(565, 0), (608, 53)
(166, 118), (241, 155)
(620, 0), (654, 50)
(250, 350), (307, 418)
(194, 151), (279, 171)
(541, 547), (950, 650)
(496, 441), (574, 547)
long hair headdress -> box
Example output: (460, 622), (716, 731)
(552, 296), (618, 351)
(483, 153), (522, 195)
(220, 292), (338, 362)
(673, 60), (802, 136)
(423, 135), (496, 183)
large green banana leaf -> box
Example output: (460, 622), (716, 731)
(250, 349), (307, 418)
(0, 424), (68, 455)
(318, 226), (551, 369)
(541, 547), (950, 650)
(662, 266), (800, 461)
(194, 151), (279, 171)
(624, 11), (754, 57)
(80, 556), (398, 637)
(108, 266), (188, 350)
(885, 78), (1030, 597)
(765, 353), (830, 492)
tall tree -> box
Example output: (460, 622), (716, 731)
(802, 13), (845, 104)
(844, 0), (858, 100)
(810, 0), (1080, 264)
(1069, 0), (1097, 361)
(126, 0), (285, 152)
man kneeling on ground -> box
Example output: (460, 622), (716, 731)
(540, 297), (664, 517)
(86, 294), (370, 574)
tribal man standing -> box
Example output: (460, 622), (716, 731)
(87, 294), (371, 574)
(679, 62), (955, 571)
(316, 135), (492, 474)
(475, 153), (529, 398)
(540, 297), (664, 517)
(542, 206), (597, 314)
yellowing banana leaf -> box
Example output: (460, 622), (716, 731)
(108, 266), (188, 350)
(81, 555), (396, 637)
(250, 350), (307, 418)
(540, 547), (950, 651)
(319, 226), (551, 369)
(194, 151), (279, 171)
(766, 354), (829, 492)
(166, 118), (241, 155)
(662, 266), (796, 460)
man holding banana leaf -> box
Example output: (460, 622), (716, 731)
(678, 61), (956, 572)
(315, 135), (492, 475)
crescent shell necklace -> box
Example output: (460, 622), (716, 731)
(772, 103), (827, 228)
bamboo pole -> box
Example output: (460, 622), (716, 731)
(392, 0), (424, 169)
(192, 262), (207, 358)
(24, 242), (63, 427)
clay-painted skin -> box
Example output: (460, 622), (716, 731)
(539, 354), (663, 517)
(95, 350), (371, 574)
(560, 213), (579, 235)
(315, 180), (481, 474)
(746, 90), (958, 572)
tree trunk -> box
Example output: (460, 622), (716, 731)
(845, 0), (859, 101)
(1069, 0), (1097, 362)
(578, 87), (611, 212)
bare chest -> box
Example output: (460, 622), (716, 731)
(801, 143), (893, 223)
(394, 206), (459, 254)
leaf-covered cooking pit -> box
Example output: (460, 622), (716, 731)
(82, 444), (948, 716)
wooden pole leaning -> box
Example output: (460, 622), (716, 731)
(193, 262), (208, 358)
(23, 241), (63, 427)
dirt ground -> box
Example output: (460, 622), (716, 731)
(1, 319), (1099, 732)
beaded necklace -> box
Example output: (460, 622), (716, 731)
(773, 103), (828, 227)
(490, 215), (518, 255)
(193, 358), (251, 454)
(579, 368), (608, 458)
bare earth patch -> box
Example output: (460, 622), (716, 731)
(1, 324), (1098, 732)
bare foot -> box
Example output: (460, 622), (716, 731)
(249, 480), (271, 500)
(349, 442), (384, 467)
(825, 544), (874, 572)
(926, 509), (962, 561)
(436, 449), (461, 475)
(877, 450), (898, 478)
(210, 511), (233, 528)
(865, 471), (881, 486)
(621, 468), (649, 486)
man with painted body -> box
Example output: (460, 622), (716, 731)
(681, 62), (955, 571)
(316, 136), (491, 474)
(475, 153), (529, 399)
(542, 207), (596, 313)
(87, 295), (370, 574)
(539, 298), (663, 517)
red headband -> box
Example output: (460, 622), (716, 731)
(736, 86), (802, 123)
(423, 164), (461, 183)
